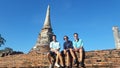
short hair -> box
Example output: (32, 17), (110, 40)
(63, 35), (69, 40)
(74, 33), (78, 36)
(52, 34), (56, 37)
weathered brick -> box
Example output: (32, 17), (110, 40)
(0, 49), (120, 67)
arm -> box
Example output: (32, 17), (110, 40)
(55, 48), (60, 51)
(63, 42), (66, 49)
(75, 39), (83, 50)
(79, 39), (84, 49)
(70, 41), (74, 49)
(50, 42), (55, 52)
(73, 41), (80, 51)
(73, 41), (77, 49)
(55, 42), (60, 51)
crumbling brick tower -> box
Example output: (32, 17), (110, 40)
(30, 5), (54, 53)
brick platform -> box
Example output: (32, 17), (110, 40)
(0, 49), (120, 68)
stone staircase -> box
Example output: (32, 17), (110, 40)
(0, 49), (120, 68)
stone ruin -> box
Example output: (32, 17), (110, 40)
(30, 5), (54, 53)
(112, 26), (120, 49)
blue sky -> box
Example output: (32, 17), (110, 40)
(0, 0), (120, 53)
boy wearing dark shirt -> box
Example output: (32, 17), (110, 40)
(63, 35), (74, 68)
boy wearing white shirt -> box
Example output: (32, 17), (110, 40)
(47, 35), (64, 68)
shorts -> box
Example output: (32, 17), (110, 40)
(49, 51), (57, 59)
(61, 49), (70, 57)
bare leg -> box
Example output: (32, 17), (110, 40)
(66, 52), (70, 66)
(58, 52), (64, 66)
(79, 48), (85, 67)
(79, 48), (83, 62)
(69, 48), (76, 60)
(63, 50), (66, 66)
(55, 52), (59, 64)
(47, 53), (52, 64)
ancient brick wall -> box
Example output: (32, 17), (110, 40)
(0, 49), (120, 68)
(85, 49), (120, 67)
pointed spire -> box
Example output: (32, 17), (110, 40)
(43, 5), (52, 29)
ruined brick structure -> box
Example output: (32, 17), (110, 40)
(0, 49), (120, 67)
(30, 5), (54, 53)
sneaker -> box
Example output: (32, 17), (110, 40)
(49, 64), (54, 68)
(52, 59), (56, 63)
(75, 62), (79, 67)
(60, 65), (66, 68)
(55, 63), (60, 67)
(66, 66), (69, 68)
(79, 62), (84, 67)
(73, 59), (78, 65)
(60, 66), (65, 68)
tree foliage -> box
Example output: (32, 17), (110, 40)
(0, 34), (6, 47)
(0, 47), (13, 53)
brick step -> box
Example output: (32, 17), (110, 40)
(0, 49), (120, 67)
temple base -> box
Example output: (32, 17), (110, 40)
(30, 45), (50, 54)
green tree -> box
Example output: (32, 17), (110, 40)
(0, 34), (6, 47)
